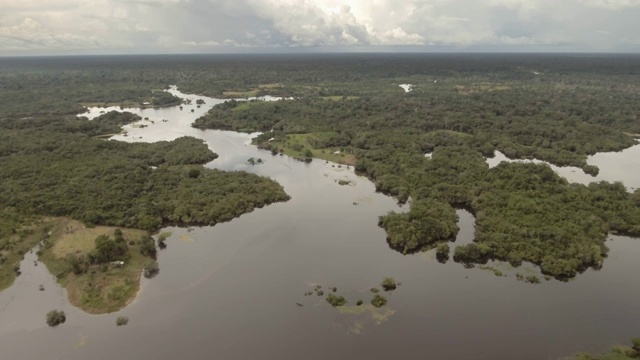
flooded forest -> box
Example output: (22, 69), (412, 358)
(1, 54), (639, 359)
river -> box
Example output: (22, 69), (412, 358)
(0, 87), (639, 360)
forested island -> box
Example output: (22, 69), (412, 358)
(189, 54), (640, 280)
(0, 53), (639, 358)
(0, 70), (290, 309)
(1, 54), (639, 311)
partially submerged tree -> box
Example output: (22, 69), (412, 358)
(46, 310), (66, 327)
(381, 278), (397, 292)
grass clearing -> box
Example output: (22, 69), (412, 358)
(232, 102), (260, 112)
(38, 218), (152, 314)
(223, 84), (283, 99)
(222, 90), (259, 98)
(265, 133), (357, 166)
(52, 221), (146, 258)
(257, 83), (283, 89)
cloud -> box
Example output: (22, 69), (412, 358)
(1, 0), (640, 54)
(0, 18), (105, 50)
(584, 0), (640, 10)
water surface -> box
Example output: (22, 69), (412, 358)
(487, 148), (640, 191)
(1, 88), (639, 360)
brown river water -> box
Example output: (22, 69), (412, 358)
(0, 87), (639, 360)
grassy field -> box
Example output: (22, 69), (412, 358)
(257, 83), (283, 90)
(51, 220), (146, 258)
(222, 83), (284, 99)
(222, 90), (259, 98)
(231, 102), (258, 112)
(265, 133), (357, 166)
(39, 218), (152, 314)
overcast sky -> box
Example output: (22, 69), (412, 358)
(1, 0), (640, 55)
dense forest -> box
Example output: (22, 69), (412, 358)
(1, 54), (639, 283)
(186, 54), (640, 279)
(0, 97), (289, 290)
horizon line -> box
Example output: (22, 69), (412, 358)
(2, 51), (640, 59)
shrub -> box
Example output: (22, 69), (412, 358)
(326, 294), (347, 307)
(66, 254), (86, 275)
(187, 168), (201, 178)
(526, 275), (541, 284)
(116, 316), (129, 326)
(94, 234), (127, 264)
(139, 237), (157, 258)
(371, 294), (387, 308)
(381, 277), (397, 291)
(370, 287), (380, 293)
(609, 345), (636, 357)
(157, 232), (171, 249)
(143, 261), (159, 279)
(631, 338), (640, 353)
(46, 310), (66, 327)
(436, 243), (450, 262)
(357, 300), (364, 306)
(453, 243), (491, 264)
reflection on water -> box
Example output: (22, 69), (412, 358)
(1, 88), (639, 360)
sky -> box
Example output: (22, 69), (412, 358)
(1, 0), (640, 55)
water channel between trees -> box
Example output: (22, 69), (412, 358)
(0, 87), (639, 360)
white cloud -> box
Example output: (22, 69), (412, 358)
(1, 0), (640, 54)
(584, 0), (640, 10)
(376, 28), (424, 46)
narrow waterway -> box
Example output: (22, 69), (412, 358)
(1, 87), (639, 360)
(487, 147), (640, 191)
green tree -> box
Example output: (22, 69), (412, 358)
(371, 294), (387, 308)
(326, 294), (347, 307)
(94, 235), (127, 264)
(46, 310), (66, 327)
(632, 338), (640, 354)
(381, 277), (397, 291)
(139, 237), (157, 258)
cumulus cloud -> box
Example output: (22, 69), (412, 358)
(1, 0), (640, 54)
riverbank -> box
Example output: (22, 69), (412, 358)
(0, 216), (53, 291)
